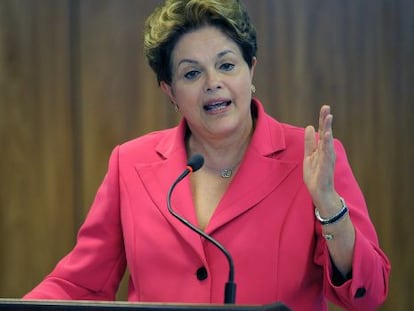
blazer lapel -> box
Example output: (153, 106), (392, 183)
(206, 99), (302, 234)
(206, 148), (299, 234)
(134, 125), (206, 261)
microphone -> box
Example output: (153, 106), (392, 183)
(166, 154), (236, 304)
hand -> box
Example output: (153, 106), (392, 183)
(304, 105), (339, 211)
(304, 106), (356, 276)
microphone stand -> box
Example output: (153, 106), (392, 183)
(166, 155), (236, 304)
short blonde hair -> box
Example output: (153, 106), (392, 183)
(144, 0), (257, 84)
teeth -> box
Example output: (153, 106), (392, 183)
(211, 101), (225, 107)
(204, 101), (230, 111)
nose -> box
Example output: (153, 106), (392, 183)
(204, 70), (222, 93)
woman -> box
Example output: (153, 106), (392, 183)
(24, 0), (390, 310)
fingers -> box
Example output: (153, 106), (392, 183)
(305, 105), (335, 157)
(319, 111), (337, 172)
(304, 125), (316, 157)
(318, 105), (331, 136)
(319, 105), (334, 141)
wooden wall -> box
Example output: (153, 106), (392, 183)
(1, 1), (413, 310)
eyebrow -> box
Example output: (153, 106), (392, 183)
(177, 49), (236, 68)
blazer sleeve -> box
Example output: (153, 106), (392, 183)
(24, 146), (126, 300)
(314, 139), (391, 311)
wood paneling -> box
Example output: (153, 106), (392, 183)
(77, 0), (177, 220)
(0, 0), (412, 309)
(0, 0), (75, 295)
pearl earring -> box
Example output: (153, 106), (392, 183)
(251, 84), (256, 93)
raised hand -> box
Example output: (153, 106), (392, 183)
(304, 105), (338, 210)
(304, 105), (355, 275)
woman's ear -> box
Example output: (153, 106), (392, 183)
(250, 56), (257, 79)
(160, 81), (175, 103)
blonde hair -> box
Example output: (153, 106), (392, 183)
(144, 0), (257, 84)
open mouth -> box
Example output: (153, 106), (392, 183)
(203, 100), (232, 113)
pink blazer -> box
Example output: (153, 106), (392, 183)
(25, 99), (390, 311)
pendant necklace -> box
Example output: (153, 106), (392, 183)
(205, 159), (242, 179)
(220, 168), (233, 178)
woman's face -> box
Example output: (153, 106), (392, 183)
(161, 26), (256, 141)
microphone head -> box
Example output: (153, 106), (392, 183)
(187, 154), (204, 172)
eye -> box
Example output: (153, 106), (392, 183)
(219, 63), (235, 71)
(184, 70), (200, 80)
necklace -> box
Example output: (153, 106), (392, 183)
(220, 168), (234, 178)
(204, 159), (242, 178)
(185, 129), (246, 179)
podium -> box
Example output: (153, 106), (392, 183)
(0, 299), (291, 311)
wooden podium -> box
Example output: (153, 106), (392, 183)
(0, 299), (291, 311)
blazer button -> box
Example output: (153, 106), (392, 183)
(196, 267), (208, 281)
(354, 287), (366, 298)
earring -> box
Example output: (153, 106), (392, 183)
(251, 84), (256, 94)
(170, 101), (179, 112)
